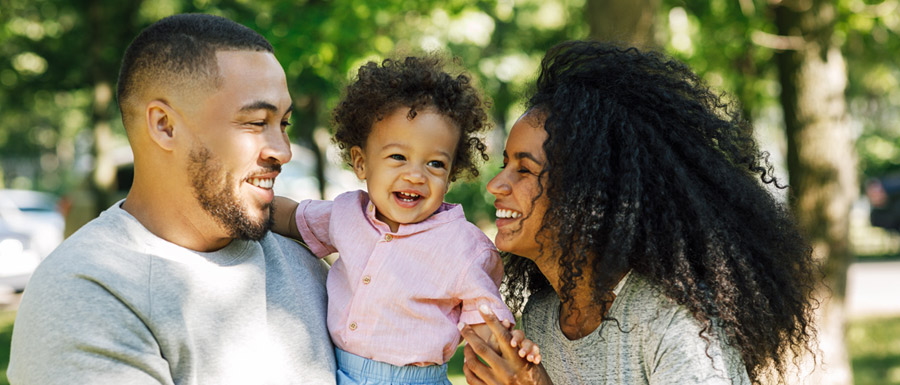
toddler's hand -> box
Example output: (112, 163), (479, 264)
(510, 329), (541, 365)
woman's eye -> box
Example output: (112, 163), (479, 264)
(389, 154), (406, 161)
(281, 121), (292, 129)
(427, 160), (446, 169)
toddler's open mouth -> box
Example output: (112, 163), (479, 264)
(394, 191), (422, 202)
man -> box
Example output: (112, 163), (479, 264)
(8, 14), (336, 384)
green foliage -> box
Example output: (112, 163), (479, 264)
(662, 0), (900, 185)
(3, 0), (899, 219)
(0, 0), (588, 220)
(839, 0), (900, 179)
(445, 163), (503, 227)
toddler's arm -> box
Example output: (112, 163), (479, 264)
(272, 196), (303, 241)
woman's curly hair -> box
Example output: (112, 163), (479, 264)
(501, 41), (818, 384)
(332, 55), (491, 181)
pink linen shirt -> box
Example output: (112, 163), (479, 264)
(294, 190), (514, 367)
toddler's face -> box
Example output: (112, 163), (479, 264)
(351, 107), (459, 232)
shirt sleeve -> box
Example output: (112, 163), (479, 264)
(294, 199), (338, 258)
(455, 248), (516, 326)
(8, 265), (173, 385)
(645, 308), (752, 385)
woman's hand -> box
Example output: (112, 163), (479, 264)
(458, 305), (553, 385)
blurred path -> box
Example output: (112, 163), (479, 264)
(846, 260), (900, 319)
(0, 290), (21, 311)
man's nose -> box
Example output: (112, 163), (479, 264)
(261, 127), (292, 165)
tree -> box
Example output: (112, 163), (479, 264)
(774, 0), (856, 382)
(586, 0), (659, 48)
(0, 0), (143, 233)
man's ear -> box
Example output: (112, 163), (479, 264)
(145, 100), (179, 151)
(350, 146), (366, 180)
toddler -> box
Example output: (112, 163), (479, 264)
(273, 56), (537, 385)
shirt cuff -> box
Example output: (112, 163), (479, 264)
(295, 200), (332, 258)
(459, 306), (516, 326)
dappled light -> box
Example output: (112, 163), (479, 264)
(1, 0), (900, 384)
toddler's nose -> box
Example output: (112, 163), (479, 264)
(402, 166), (426, 184)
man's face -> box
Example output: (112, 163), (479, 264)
(182, 50), (293, 240)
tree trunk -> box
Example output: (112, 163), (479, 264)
(774, 0), (856, 383)
(294, 95), (327, 200)
(586, 0), (659, 48)
(87, 0), (141, 213)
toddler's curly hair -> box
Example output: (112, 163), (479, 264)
(332, 55), (491, 182)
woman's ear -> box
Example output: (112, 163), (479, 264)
(350, 146), (367, 180)
(145, 100), (179, 151)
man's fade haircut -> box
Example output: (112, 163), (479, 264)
(116, 13), (274, 130)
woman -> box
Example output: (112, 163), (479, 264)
(459, 41), (818, 385)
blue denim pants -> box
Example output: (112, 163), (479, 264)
(334, 347), (452, 385)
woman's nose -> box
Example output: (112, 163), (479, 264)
(487, 172), (511, 197)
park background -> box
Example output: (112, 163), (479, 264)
(2, 0), (900, 383)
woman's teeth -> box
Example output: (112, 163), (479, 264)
(249, 178), (274, 189)
(496, 209), (522, 219)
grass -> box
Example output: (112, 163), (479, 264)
(1, 312), (897, 385)
(447, 344), (466, 384)
(848, 316), (900, 385)
(0, 311), (14, 385)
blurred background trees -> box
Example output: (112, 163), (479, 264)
(2, 0), (900, 383)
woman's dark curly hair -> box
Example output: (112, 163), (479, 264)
(332, 55), (491, 181)
(501, 41), (818, 384)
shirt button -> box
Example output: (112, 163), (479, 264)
(362, 275), (371, 285)
(349, 322), (358, 331)
(384, 234), (393, 242)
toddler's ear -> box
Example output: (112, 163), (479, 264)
(350, 146), (367, 180)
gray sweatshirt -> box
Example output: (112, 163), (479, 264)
(8, 202), (336, 384)
(523, 273), (751, 385)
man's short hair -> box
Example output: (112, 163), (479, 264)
(116, 14), (274, 128)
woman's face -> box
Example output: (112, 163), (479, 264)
(487, 112), (551, 261)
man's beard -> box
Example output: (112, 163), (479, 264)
(188, 145), (274, 241)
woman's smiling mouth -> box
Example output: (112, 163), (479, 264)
(496, 208), (522, 219)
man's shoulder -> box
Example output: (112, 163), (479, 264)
(259, 232), (329, 277)
(261, 232), (317, 256)
(38, 207), (147, 276)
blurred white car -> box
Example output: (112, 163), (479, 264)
(274, 144), (364, 202)
(0, 189), (65, 291)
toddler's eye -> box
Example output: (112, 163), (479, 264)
(427, 160), (446, 169)
(389, 154), (406, 161)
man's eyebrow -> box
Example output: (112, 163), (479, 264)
(239, 101), (294, 115)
